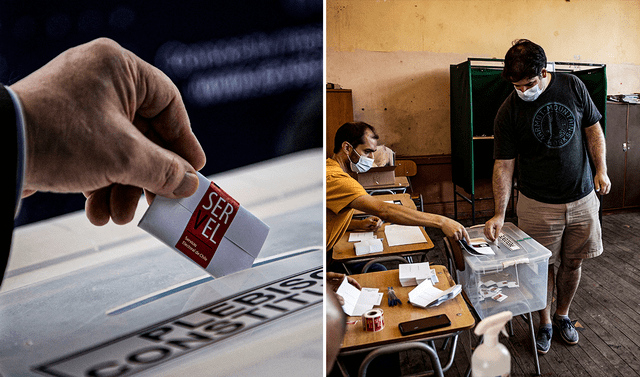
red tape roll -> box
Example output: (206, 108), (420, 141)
(362, 308), (385, 332)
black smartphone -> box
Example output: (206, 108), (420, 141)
(398, 314), (451, 336)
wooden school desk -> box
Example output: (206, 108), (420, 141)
(336, 266), (475, 376)
(332, 223), (434, 273)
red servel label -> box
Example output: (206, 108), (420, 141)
(176, 181), (239, 269)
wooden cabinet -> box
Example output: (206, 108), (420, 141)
(602, 102), (640, 210)
(326, 89), (353, 158)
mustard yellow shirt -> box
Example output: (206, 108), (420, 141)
(326, 158), (368, 250)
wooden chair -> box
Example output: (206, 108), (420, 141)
(395, 159), (423, 212)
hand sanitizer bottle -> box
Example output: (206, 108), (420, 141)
(472, 311), (512, 377)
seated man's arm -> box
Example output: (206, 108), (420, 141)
(348, 216), (382, 232)
(349, 194), (469, 242)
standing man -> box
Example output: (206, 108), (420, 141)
(484, 40), (610, 354)
(326, 121), (469, 255)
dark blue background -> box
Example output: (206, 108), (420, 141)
(2, 0), (323, 226)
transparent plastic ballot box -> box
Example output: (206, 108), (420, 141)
(457, 222), (552, 319)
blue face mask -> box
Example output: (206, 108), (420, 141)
(348, 145), (374, 173)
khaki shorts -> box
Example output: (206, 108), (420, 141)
(517, 190), (603, 265)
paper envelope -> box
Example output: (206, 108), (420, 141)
(138, 172), (270, 278)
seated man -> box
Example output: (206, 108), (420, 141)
(326, 121), (469, 264)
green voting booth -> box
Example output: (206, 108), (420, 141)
(449, 58), (607, 223)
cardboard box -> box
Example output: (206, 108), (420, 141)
(138, 172), (270, 278)
(355, 165), (396, 187)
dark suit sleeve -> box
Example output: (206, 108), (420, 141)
(1, 84), (19, 288)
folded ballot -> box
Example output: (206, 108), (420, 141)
(138, 172), (270, 278)
(335, 276), (383, 316)
(354, 238), (384, 256)
(408, 279), (462, 308)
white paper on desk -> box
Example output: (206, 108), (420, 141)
(336, 277), (383, 316)
(348, 232), (375, 242)
(354, 239), (384, 256)
(408, 279), (445, 308)
(384, 224), (427, 247)
(399, 262), (431, 287)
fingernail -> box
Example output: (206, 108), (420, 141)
(173, 172), (199, 197)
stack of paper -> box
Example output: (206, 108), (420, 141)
(348, 232), (375, 242)
(335, 276), (384, 316)
(399, 263), (436, 286)
(408, 279), (462, 308)
(354, 239), (384, 256)
(384, 225), (427, 247)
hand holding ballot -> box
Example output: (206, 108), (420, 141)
(327, 272), (362, 306)
(11, 38), (206, 226)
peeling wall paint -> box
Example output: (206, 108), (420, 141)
(327, 0), (640, 156)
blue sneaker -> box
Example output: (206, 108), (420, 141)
(535, 326), (552, 354)
(554, 316), (579, 345)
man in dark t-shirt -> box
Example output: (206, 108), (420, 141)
(484, 40), (610, 355)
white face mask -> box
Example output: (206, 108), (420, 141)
(516, 81), (543, 102)
(348, 145), (375, 173)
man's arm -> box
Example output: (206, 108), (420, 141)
(348, 216), (383, 232)
(584, 122), (610, 195)
(349, 194), (469, 242)
(484, 158), (515, 241)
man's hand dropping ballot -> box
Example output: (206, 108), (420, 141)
(138, 171), (270, 277)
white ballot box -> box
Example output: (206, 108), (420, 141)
(0, 149), (323, 377)
(457, 223), (552, 319)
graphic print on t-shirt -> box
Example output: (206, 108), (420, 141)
(531, 102), (576, 148)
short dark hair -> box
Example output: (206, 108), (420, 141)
(333, 122), (379, 154)
(502, 39), (547, 83)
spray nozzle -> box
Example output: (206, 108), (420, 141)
(474, 311), (513, 348)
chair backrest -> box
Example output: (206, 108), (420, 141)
(442, 237), (466, 283)
(361, 256), (408, 273)
(394, 160), (417, 177)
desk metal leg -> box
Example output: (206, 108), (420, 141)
(335, 358), (351, 377)
(527, 312), (541, 376)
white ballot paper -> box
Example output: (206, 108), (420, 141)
(408, 279), (462, 308)
(384, 224), (427, 247)
(349, 232), (375, 242)
(354, 239), (384, 256)
(469, 237), (495, 255)
(336, 277), (383, 316)
(138, 172), (269, 278)
(399, 262), (432, 286)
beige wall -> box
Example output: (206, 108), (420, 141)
(327, 0), (640, 156)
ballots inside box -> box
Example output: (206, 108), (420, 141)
(138, 172), (270, 278)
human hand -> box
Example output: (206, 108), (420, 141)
(10, 38), (206, 226)
(440, 216), (470, 243)
(326, 271), (361, 293)
(594, 171), (611, 195)
(361, 216), (383, 232)
(484, 215), (504, 242)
